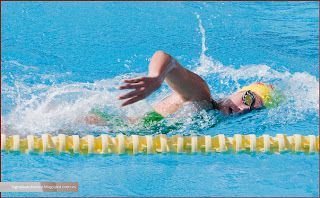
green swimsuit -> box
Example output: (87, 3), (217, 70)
(89, 109), (164, 127)
(141, 111), (165, 125)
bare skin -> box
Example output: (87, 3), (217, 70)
(117, 51), (264, 117)
(82, 51), (264, 125)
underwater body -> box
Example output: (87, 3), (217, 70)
(1, 1), (319, 197)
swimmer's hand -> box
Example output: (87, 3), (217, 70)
(117, 76), (162, 106)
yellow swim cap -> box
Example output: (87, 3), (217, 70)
(237, 82), (275, 107)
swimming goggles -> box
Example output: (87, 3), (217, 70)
(243, 91), (255, 109)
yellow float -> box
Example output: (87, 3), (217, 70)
(1, 134), (319, 155)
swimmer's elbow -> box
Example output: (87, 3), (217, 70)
(153, 51), (177, 72)
(154, 50), (167, 55)
(154, 50), (172, 60)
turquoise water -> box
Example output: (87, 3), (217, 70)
(1, 1), (319, 197)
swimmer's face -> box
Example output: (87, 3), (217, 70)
(218, 91), (264, 115)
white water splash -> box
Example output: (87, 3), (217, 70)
(1, 15), (319, 136)
(196, 13), (208, 66)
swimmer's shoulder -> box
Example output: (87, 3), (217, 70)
(154, 93), (214, 117)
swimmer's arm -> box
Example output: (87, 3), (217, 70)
(118, 51), (173, 106)
(163, 55), (211, 102)
(118, 51), (211, 106)
(148, 51), (211, 102)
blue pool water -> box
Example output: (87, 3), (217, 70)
(1, 1), (319, 197)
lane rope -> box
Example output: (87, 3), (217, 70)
(1, 134), (319, 155)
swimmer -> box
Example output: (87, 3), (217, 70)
(85, 51), (275, 125)
(118, 51), (274, 115)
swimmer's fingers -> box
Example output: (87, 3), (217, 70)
(117, 82), (143, 90)
(118, 89), (141, 100)
(120, 95), (146, 107)
(122, 77), (144, 84)
(118, 76), (161, 106)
